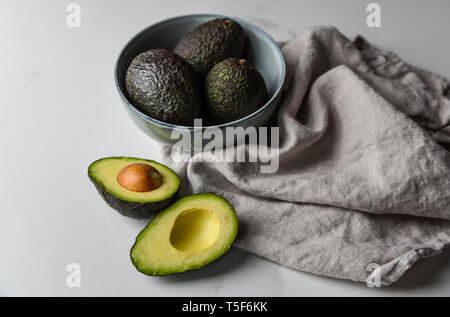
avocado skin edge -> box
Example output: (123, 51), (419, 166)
(130, 192), (238, 276)
(88, 174), (179, 219)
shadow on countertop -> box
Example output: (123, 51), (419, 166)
(135, 214), (449, 291)
(144, 245), (450, 295)
(160, 247), (251, 283)
(387, 249), (450, 290)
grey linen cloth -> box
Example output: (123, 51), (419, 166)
(161, 26), (450, 285)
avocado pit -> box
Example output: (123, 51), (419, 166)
(118, 163), (162, 192)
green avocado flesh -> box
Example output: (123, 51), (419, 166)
(130, 193), (238, 276)
(205, 58), (267, 124)
(174, 18), (245, 76)
(88, 157), (180, 219)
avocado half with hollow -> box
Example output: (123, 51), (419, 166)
(130, 193), (238, 276)
(88, 157), (180, 219)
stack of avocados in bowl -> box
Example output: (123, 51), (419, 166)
(89, 15), (284, 276)
(115, 14), (286, 144)
(125, 18), (267, 127)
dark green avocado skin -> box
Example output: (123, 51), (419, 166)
(88, 174), (178, 219)
(125, 48), (201, 126)
(174, 18), (245, 76)
(205, 58), (267, 124)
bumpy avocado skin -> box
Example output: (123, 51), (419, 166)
(174, 18), (245, 76)
(125, 48), (201, 126)
(205, 58), (267, 124)
(88, 174), (178, 219)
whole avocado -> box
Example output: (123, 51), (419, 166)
(205, 58), (267, 124)
(125, 48), (201, 125)
(174, 18), (246, 76)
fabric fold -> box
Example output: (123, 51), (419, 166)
(161, 26), (450, 285)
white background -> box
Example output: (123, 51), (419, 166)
(1, 0), (449, 296)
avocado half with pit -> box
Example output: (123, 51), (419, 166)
(88, 157), (180, 219)
(130, 193), (238, 276)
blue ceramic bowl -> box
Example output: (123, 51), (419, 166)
(115, 14), (286, 145)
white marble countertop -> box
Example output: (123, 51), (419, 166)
(1, 0), (449, 296)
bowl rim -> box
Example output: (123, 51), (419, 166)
(114, 13), (286, 130)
